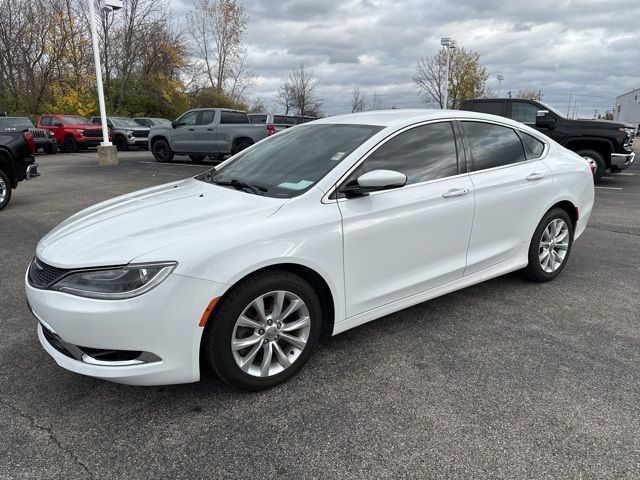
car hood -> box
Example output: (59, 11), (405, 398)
(37, 178), (287, 269)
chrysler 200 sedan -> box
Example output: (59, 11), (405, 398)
(26, 110), (594, 390)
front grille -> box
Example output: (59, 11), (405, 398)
(132, 129), (148, 138)
(28, 258), (70, 289)
(41, 325), (79, 360)
(29, 128), (49, 139)
(83, 129), (102, 138)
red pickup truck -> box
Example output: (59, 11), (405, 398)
(36, 115), (105, 153)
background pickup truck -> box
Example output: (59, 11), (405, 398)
(0, 130), (38, 210)
(148, 108), (269, 163)
(36, 115), (104, 153)
(461, 98), (635, 182)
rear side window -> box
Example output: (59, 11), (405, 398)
(249, 115), (267, 124)
(521, 132), (545, 159)
(199, 110), (215, 125)
(40, 116), (52, 126)
(463, 121), (526, 171)
(357, 122), (459, 185)
(511, 102), (539, 124)
(468, 101), (503, 116)
(220, 111), (249, 124)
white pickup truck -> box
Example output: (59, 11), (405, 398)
(148, 108), (270, 163)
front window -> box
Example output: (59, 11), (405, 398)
(0, 117), (34, 129)
(197, 124), (383, 198)
(511, 102), (539, 124)
(537, 101), (565, 119)
(61, 116), (91, 125)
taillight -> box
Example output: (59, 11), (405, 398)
(22, 131), (35, 154)
(266, 124), (276, 136)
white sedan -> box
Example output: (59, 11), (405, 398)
(26, 110), (594, 390)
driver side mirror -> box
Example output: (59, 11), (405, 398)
(339, 169), (407, 198)
(535, 110), (556, 129)
(171, 120), (184, 128)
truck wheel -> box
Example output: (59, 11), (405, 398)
(152, 139), (174, 163)
(64, 136), (78, 153)
(208, 154), (224, 162)
(45, 143), (57, 155)
(115, 135), (129, 151)
(189, 155), (206, 163)
(232, 140), (252, 155)
(0, 169), (11, 211)
(576, 149), (605, 183)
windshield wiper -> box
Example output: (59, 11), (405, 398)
(214, 179), (268, 196)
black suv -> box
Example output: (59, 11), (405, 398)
(461, 98), (635, 182)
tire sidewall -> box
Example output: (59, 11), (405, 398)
(0, 169), (11, 211)
(152, 139), (173, 163)
(577, 149), (605, 183)
(115, 135), (128, 151)
(232, 141), (251, 155)
(528, 208), (574, 281)
(65, 136), (78, 153)
(204, 272), (322, 390)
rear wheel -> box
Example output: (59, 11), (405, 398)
(522, 208), (573, 282)
(232, 140), (252, 155)
(189, 155), (206, 163)
(203, 270), (322, 391)
(64, 136), (78, 153)
(576, 149), (605, 183)
(0, 169), (11, 211)
(151, 139), (174, 163)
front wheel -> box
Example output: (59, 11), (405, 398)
(64, 136), (78, 153)
(577, 149), (605, 183)
(115, 135), (129, 151)
(151, 139), (174, 163)
(203, 270), (322, 391)
(522, 208), (573, 282)
(0, 169), (12, 211)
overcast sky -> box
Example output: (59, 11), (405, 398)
(171, 0), (639, 118)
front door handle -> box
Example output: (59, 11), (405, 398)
(207, 128), (214, 131)
(526, 172), (545, 181)
(442, 187), (471, 198)
(188, 128), (195, 131)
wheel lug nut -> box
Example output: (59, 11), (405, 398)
(275, 335), (279, 340)
(277, 322), (282, 328)
(263, 339), (268, 344)
(267, 320), (273, 326)
(258, 329), (265, 335)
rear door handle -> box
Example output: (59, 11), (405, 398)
(526, 172), (545, 181)
(442, 187), (471, 198)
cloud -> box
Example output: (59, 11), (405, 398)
(172, 0), (640, 117)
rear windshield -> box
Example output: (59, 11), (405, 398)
(248, 115), (267, 124)
(197, 124), (383, 198)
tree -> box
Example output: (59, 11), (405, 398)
(414, 47), (488, 109)
(351, 87), (366, 112)
(516, 87), (543, 100)
(279, 63), (323, 116)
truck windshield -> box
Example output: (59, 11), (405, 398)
(62, 116), (92, 125)
(111, 117), (142, 128)
(197, 124), (383, 198)
(0, 117), (33, 129)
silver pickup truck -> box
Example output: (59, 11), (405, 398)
(148, 108), (269, 163)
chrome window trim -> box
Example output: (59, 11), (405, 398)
(322, 117), (550, 203)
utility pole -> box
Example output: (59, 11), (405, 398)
(497, 75), (504, 97)
(440, 37), (456, 109)
(89, 0), (121, 166)
(566, 93), (572, 117)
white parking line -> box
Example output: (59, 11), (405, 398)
(595, 186), (623, 190)
(135, 161), (207, 167)
(614, 172), (639, 176)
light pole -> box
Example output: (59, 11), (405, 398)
(88, 0), (121, 165)
(497, 75), (504, 97)
(441, 37), (456, 109)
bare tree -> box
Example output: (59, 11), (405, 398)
(370, 91), (384, 110)
(351, 87), (366, 112)
(277, 83), (294, 115)
(516, 87), (543, 100)
(226, 49), (256, 104)
(280, 63), (322, 116)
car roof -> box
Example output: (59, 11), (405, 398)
(188, 108), (246, 113)
(311, 109), (530, 129)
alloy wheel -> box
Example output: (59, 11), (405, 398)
(231, 291), (311, 377)
(539, 218), (569, 273)
(582, 156), (597, 174)
(0, 175), (6, 204)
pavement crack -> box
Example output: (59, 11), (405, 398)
(0, 396), (94, 479)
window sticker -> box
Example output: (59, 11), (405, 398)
(331, 152), (346, 161)
(278, 180), (314, 190)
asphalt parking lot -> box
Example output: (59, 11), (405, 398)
(1, 148), (639, 479)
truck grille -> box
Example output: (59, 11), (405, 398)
(83, 129), (103, 138)
(132, 129), (148, 138)
(28, 258), (70, 289)
(29, 128), (49, 139)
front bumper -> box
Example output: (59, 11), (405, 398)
(26, 271), (227, 386)
(128, 136), (149, 147)
(78, 138), (102, 148)
(26, 163), (39, 180)
(610, 151), (635, 170)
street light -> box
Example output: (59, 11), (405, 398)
(440, 37), (456, 109)
(88, 0), (121, 166)
(497, 75), (504, 97)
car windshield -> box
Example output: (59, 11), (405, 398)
(197, 124), (383, 198)
(62, 116), (91, 125)
(111, 117), (141, 128)
(0, 117), (33, 129)
(538, 102), (565, 119)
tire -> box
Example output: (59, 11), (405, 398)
(576, 149), (605, 183)
(189, 155), (206, 163)
(203, 269), (322, 391)
(151, 139), (174, 163)
(208, 154), (224, 161)
(0, 169), (12, 211)
(232, 140), (252, 155)
(114, 135), (129, 151)
(64, 136), (78, 153)
(522, 208), (574, 282)
(44, 143), (57, 155)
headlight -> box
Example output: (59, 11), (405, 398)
(51, 262), (176, 299)
(126, 130), (134, 136)
(76, 129), (85, 135)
